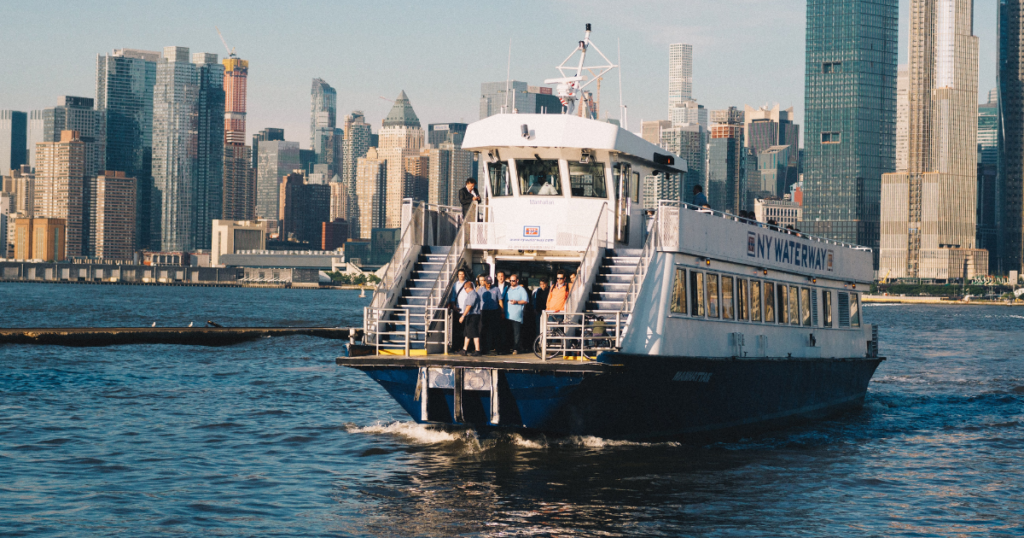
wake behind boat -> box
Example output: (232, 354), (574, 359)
(337, 25), (883, 441)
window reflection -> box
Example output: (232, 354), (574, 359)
(568, 162), (607, 198)
(517, 159), (562, 196)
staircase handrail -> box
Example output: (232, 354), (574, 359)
(566, 202), (608, 314)
(369, 202), (423, 312)
(423, 201), (476, 327)
(622, 205), (659, 315)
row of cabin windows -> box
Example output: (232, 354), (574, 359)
(488, 160), (642, 201)
(668, 267), (861, 328)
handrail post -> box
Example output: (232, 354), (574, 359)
(403, 308), (410, 356)
(540, 312), (548, 360)
(444, 308), (450, 356)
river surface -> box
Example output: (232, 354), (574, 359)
(1, 283), (1023, 536)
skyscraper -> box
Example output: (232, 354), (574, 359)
(660, 123), (706, 201)
(89, 171), (136, 260)
(41, 97), (106, 178)
(880, 0), (984, 280)
(895, 65), (910, 171)
(0, 111), (28, 175)
(999, 0), (1024, 275)
(668, 43), (694, 115)
(34, 131), (86, 257)
(222, 54), (254, 221)
(428, 123), (468, 147)
(707, 124), (746, 214)
(151, 46), (224, 252)
(743, 105), (799, 157)
(310, 78), (337, 153)
(96, 48), (159, 251)
(355, 148), (387, 239)
(378, 91), (424, 228)
(255, 140), (300, 227)
(802, 0), (897, 265)
(342, 111), (372, 233)
(480, 81), (562, 118)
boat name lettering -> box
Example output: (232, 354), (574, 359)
(747, 231), (833, 272)
(529, 199), (556, 205)
(672, 371), (712, 383)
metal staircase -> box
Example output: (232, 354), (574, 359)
(375, 247), (450, 351)
(585, 249), (642, 311)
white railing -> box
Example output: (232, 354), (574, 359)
(565, 202), (608, 314)
(364, 307), (412, 356)
(368, 204), (423, 312)
(622, 208), (659, 316)
(423, 202), (475, 341)
(423, 306), (452, 355)
(538, 310), (626, 360)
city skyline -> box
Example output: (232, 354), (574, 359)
(0, 1), (1001, 146)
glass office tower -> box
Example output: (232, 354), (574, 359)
(801, 0), (897, 265)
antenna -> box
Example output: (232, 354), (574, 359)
(216, 26), (236, 58)
(545, 24), (617, 119)
(504, 39), (513, 114)
(618, 38), (626, 130)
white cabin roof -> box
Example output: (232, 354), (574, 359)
(462, 113), (685, 173)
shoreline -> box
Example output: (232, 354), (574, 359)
(0, 279), (372, 290)
(864, 295), (1022, 305)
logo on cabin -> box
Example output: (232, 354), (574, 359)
(747, 231), (833, 272)
(523, 226), (540, 237)
(747, 232), (756, 256)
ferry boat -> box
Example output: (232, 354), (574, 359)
(337, 25), (882, 441)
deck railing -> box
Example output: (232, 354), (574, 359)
(538, 310), (625, 360)
(565, 202), (608, 314)
(422, 202), (476, 346)
(364, 307), (412, 356)
(622, 208), (660, 316)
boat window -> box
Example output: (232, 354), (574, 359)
(837, 292), (850, 327)
(850, 293), (861, 327)
(800, 288), (812, 326)
(690, 271), (704, 316)
(777, 284), (788, 324)
(810, 289), (819, 326)
(517, 159), (562, 196)
(751, 280), (762, 322)
(489, 161), (513, 196)
(670, 268), (687, 314)
(568, 162), (607, 198)
(788, 286), (800, 325)
(737, 279), (749, 321)
(632, 172), (641, 203)
(763, 282), (775, 322)
(707, 274), (720, 318)
(721, 276), (734, 320)
(823, 290), (833, 327)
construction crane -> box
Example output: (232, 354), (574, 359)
(216, 27), (237, 59)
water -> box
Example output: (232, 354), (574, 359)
(2, 283), (1023, 536)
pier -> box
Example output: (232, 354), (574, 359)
(0, 327), (361, 347)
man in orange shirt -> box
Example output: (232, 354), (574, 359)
(546, 272), (569, 312)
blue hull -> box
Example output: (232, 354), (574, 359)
(344, 353), (884, 441)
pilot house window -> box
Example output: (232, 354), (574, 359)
(670, 268), (687, 314)
(489, 161), (512, 196)
(517, 159), (562, 196)
(568, 162), (607, 198)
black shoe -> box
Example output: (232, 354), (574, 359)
(459, 349), (467, 356)
(471, 351), (482, 357)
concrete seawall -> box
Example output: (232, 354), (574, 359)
(0, 327), (361, 347)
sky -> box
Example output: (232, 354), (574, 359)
(0, 0), (1000, 149)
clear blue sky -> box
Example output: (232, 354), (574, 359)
(0, 0), (998, 148)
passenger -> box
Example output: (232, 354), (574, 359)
(477, 275), (502, 353)
(458, 281), (482, 356)
(692, 184), (709, 209)
(449, 268), (469, 350)
(505, 274), (530, 354)
(494, 271), (511, 352)
(568, 272), (577, 294)
(531, 277), (550, 335)
(537, 179), (559, 195)
(458, 178), (481, 219)
(547, 272), (569, 313)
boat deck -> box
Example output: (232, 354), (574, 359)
(336, 351), (616, 373)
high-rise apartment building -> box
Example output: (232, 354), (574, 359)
(428, 123), (468, 147)
(669, 99), (706, 129)
(279, 172), (329, 245)
(330, 181), (347, 222)
(668, 43), (694, 115)
(427, 141), (475, 207)
(1, 111), (28, 175)
(999, 1), (1024, 276)
(41, 97), (106, 179)
(151, 47), (225, 251)
(96, 48), (159, 251)
(2, 166), (35, 216)
(34, 131), (86, 257)
(978, 91), (999, 268)
(707, 124), (746, 214)
(342, 112), (372, 231)
(803, 0), (897, 265)
(743, 105), (799, 157)
(26, 111), (44, 170)
(709, 107), (744, 126)
(310, 78), (337, 153)
(355, 147), (387, 239)
(222, 54), (254, 221)
(978, 91), (998, 166)
(255, 140), (300, 227)
(379, 91), (425, 228)
(660, 123), (706, 201)
(89, 171), (136, 259)
(641, 120), (672, 145)
(896, 65), (910, 171)
(880, 0), (985, 280)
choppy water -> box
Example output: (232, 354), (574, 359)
(1, 283), (1023, 536)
